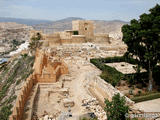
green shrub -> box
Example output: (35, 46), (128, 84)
(0, 55), (35, 120)
(90, 56), (159, 87)
(105, 93), (129, 120)
(91, 56), (139, 65)
(90, 56), (139, 86)
(91, 59), (123, 86)
(0, 104), (13, 120)
(131, 92), (160, 103)
(21, 53), (28, 58)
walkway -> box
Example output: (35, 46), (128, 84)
(134, 98), (160, 112)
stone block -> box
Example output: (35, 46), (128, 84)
(63, 99), (75, 107)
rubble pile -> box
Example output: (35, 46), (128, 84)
(82, 98), (107, 120)
(35, 111), (56, 120)
(44, 43), (126, 61)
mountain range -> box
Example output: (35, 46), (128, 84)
(32, 17), (129, 35)
(0, 17), (129, 39)
(0, 17), (53, 25)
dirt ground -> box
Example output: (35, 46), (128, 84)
(24, 43), (121, 120)
(23, 43), (160, 120)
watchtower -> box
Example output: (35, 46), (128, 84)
(72, 20), (94, 41)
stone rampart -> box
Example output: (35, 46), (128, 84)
(45, 33), (61, 46)
(9, 73), (36, 120)
(9, 50), (68, 120)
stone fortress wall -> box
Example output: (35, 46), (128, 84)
(9, 73), (36, 120)
(9, 49), (68, 120)
(30, 20), (110, 46)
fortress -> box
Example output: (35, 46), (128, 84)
(8, 20), (140, 120)
(31, 20), (110, 46)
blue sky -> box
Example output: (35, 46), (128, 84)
(0, 0), (159, 21)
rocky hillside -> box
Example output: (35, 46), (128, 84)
(0, 54), (35, 120)
(0, 22), (33, 54)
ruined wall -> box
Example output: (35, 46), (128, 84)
(86, 74), (134, 107)
(35, 74), (56, 83)
(61, 35), (86, 44)
(9, 50), (68, 120)
(35, 63), (68, 83)
(60, 39), (75, 44)
(44, 33), (61, 46)
(9, 74), (36, 120)
(34, 49), (68, 83)
(94, 33), (110, 44)
(44, 33), (86, 45)
(71, 35), (86, 43)
(59, 31), (72, 39)
(33, 49), (45, 74)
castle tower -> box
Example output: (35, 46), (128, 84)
(72, 20), (94, 41)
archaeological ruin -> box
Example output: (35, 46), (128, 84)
(9, 49), (68, 120)
(8, 20), (143, 120)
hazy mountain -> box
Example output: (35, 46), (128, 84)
(33, 17), (84, 33)
(0, 17), (128, 35)
(0, 17), (53, 25)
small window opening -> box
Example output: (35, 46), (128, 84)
(73, 31), (79, 35)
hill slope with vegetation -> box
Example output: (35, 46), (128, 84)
(0, 54), (34, 120)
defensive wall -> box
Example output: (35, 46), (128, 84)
(9, 49), (68, 120)
(30, 20), (110, 47)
